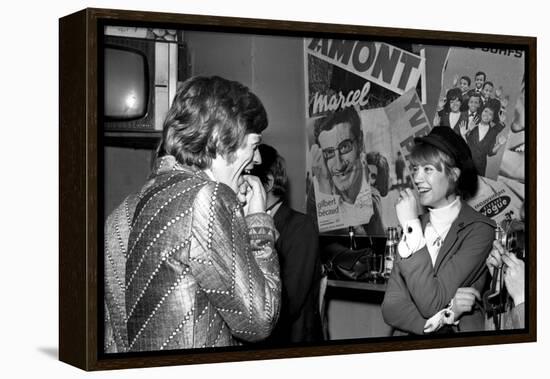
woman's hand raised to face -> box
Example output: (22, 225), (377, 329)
(395, 188), (420, 227)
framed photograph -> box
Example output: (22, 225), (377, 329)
(59, 7), (536, 371)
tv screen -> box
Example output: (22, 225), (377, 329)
(104, 46), (149, 120)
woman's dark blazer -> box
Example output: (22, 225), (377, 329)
(381, 202), (495, 335)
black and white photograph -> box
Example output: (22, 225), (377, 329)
(98, 18), (531, 357)
(52, 3), (540, 374)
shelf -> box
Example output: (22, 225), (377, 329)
(104, 131), (161, 150)
(327, 279), (387, 293)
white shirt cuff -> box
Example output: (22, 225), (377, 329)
(398, 219), (425, 258)
(423, 300), (459, 334)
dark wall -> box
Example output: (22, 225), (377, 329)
(104, 147), (153, 217)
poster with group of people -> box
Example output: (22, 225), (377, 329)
(304, 38), (525, 234)
(439, 47), (526, 227)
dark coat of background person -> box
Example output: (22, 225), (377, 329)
(466, 122), (505, 177)
(263, 203), (324, 344)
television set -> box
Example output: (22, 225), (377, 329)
(103, 29), (181, 132)
(104, 46), (149, 121)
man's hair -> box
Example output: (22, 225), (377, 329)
(460, 76), (471, 86)
(410, 143), (478, 200)
(250, 144), (288, 199)
(483, 81), (494, 90)
(314, 106), (362, 145)
(157, 76), (268, 168)
(475, 71), (487, 80)
(469, 92), (482, 101)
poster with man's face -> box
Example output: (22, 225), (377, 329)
(304, 38), (426, 234)
(304, 40), (526, 234)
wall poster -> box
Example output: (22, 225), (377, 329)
(304, 39), (525, 234)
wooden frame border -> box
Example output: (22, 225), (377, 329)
(59, 7), (536, 371)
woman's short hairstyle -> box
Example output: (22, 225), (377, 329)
(158, 76), (268, 168)
(460, 76), (471, 86)
(446, 87), (463, 103)
(481, 102), (499, 123)
(482, 103), (496, 116)
(409, 142), (478, 200)
(250, 144), (288, 200)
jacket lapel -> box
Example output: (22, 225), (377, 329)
(418, 210), (459, 272)
(433, 219), (463, 273)
(432, 202), (494, 273)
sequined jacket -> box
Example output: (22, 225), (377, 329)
(104, 156), (281, 353)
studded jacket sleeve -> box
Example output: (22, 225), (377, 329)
(189, 182), (281, 342)
(104, 193), (141, 353)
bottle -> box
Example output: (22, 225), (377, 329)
(382, 227), (397, 280)
(348, 226), (357, 250)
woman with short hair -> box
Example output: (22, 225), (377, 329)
(382, 126), (495, 335)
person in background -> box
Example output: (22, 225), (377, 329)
(104, 76), (281, 353)
(458, 75), (471, 97)
(499, 84), (525, 182)
(381, 126), (495, 335)
(366, 151), (390, 230)
(485, 239), (525, 329)
(395, 151), (406, 187)
(454, 92), (482, 140)
(468, 71), (487, 96)
(480, 81), (502, 116)
(309, 106), (384, 235)
(456, 75), (472, 111)
(251, 144), (324, 344)
(366, 151), (390, 198)
(310, 107), (367, 203)
(464, 103), (507, 177)
(441, 228), (525, 332)
(434, 88), (463, 130)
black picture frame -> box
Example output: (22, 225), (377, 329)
(59, 7), (536, 371)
